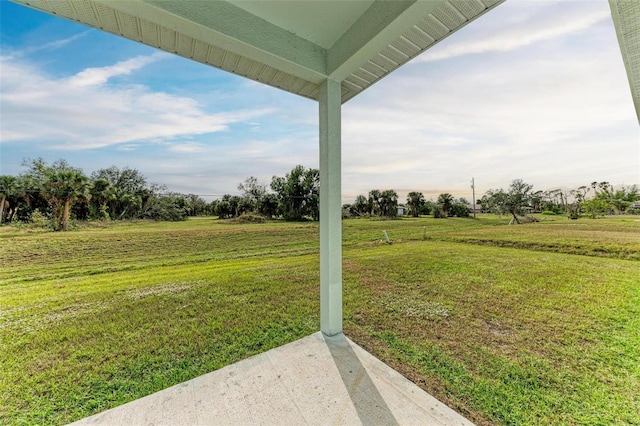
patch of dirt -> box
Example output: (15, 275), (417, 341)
(0, 302), (104, 332)
(486, 320), (512, 336)
(128, 280), (203, 300)
(379, 295), (450, 320)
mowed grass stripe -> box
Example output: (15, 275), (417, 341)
(439, 222), (640, 260)
(1, 221), (320, 284)
(1, 254), (319, 325)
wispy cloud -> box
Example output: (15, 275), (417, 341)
(38, 31), (91, 51)
(167, 142), (207, 153)
(417, 2), (611, 62)
(1, 31), (91, 60)
(67, 52), (170, 87)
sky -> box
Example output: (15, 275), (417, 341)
(1, 0), (638, 203)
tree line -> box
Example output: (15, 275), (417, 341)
(210, 165), (319, 221)
(342, 179), (639, 222)
(0, 159), (212, 230)
(0, 160), (322, 230)
(2, 159), (638, 231)
(480, 179), (640, 223)
(342, 190), (470, 219)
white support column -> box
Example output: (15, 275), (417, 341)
(319, 78), (342, 336)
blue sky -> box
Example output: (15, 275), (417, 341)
(1, 0), (638, 203)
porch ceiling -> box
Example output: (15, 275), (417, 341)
(12, 0), (503, 103)
(610, 0), (640, 124)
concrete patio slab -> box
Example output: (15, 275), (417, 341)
(70, 332), (473, 425)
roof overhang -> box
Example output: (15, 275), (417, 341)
(610, 0), (640, 124)
(11, 0), (504, 103)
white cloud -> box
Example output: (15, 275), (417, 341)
(124, 133), (319, 199)
(341, 2), (638, 200)
(38, 31), (91, 52)
(67, 52), (170, 87)
(2, 31), (90, 60)
(1, 0), (637, 203)
(417, 1), (611, 62)
(167, 142), (207, 153)
(0, 54), (274, 149)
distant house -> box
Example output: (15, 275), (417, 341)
(467, 204), (483, 214)
(397, 205), (406, 216)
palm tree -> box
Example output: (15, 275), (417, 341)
(42, 169), (91, 231)
(89, 178), (116, 220)
(437, 193), (454, 217)
(368, 189), (381, 216)
(352, 195), (368, 216)
(406, 191), (425, 217)
(380, 189), (398, 217)
(118, 193), (142, 219)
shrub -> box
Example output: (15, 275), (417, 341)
(141, 197), (188, 221)
(29, 209), (53, 229)
(541, 210), (556, 215)
(231, 213), (267, 224)
(433, 206), (446, 218)
(450, 203), (470, 217)
(420, 201), (434, 216)
(98, 205), (110, 221)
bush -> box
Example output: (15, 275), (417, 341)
(450, 203), (470, 217)
(433, 206), (446, 218)
(98, 205), (110, 221)
(342, 205), (354, 219)
(29, 209), (53, 229)
(541, 210), (556, 215)
(420, 202), (434, 216)
(141, 197), (188, 221)
(231, 213), (267, 224)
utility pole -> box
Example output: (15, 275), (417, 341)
(471, 177), (476, 218)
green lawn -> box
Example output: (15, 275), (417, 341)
(1, 215), (639, 425)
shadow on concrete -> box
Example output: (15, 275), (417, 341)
(325, 333), (399, 425)
(70, 332), (472, 425)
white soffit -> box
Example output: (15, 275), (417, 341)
(229, 0), (376, 50)
(610, 0), (640, 124)
(11, 0), (504, 103)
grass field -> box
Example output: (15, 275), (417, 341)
(1, 215), (639, 425)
